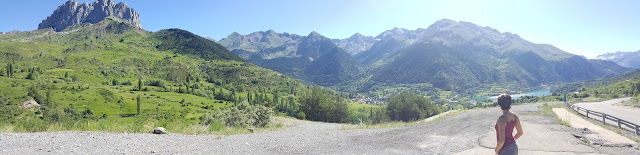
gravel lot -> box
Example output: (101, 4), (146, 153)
(1, 102), (638, 154)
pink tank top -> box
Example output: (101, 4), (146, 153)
(495, 120), (516, 151)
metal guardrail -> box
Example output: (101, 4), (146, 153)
(566, 102), (639, 136)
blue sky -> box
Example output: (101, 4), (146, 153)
(1, 0), (639, 58)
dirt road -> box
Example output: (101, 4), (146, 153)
(575, 98), (640, 126)
(1, 102), (638, 154)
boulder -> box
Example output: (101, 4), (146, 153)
(152, 127), (167, 134)
(21, 100), (40, 109)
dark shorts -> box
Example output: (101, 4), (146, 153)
(499, 142), (518, 155)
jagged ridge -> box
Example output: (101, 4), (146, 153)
(38, 0), (141, 32)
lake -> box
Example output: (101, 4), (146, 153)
(470, 89), (551, 102)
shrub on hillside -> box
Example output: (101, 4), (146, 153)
(298, 86), (350, 123)
(0, 95), (22, 122)
(369, 106), (390, 124)
(201, 101), (272, 128)
(387, 92), (442, 122)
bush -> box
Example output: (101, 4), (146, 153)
(298, 86), (349, 123)
(0, 95), (22, 121)
(202, 101), (273, 128)
(387, 92), (441, 122)
(296, 112), (306, 120)
(348, 113), (368, 124)
(369, 106), (389, 124)
(208, 121), (224, 131)
(146, 79), (166, 87)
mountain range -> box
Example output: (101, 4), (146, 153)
(220, 19), (629, 93)
(218, 30), (362, 86)
(331, 33), (378, 56)
(362, 19), (628, 91)
(596, 51), (640, 68)
(14, 0), (632, 97)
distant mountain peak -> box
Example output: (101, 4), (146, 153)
(348, 33), (366, 40)
(596, 50), (640, 68)
(308, 31), (325, 38)
(38, 0), (141, 31)
(229, 32), (242, 37)
(433, 18), (457, 25)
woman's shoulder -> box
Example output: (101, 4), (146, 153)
(496, 115), (507, 124)
(507, 113), (519, 122)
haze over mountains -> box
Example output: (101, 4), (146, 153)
(596, 51), (640, 68)
(220, 19), (629, 93)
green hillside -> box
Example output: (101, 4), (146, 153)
(0, 17), (358, 133)
(556, 69), (640, 106)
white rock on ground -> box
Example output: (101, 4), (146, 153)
(153, 127), (167, 134)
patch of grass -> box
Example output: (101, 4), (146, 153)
(340, 121), (419, 130)
(340, 110), (460, 130)
(619, 98), (640, 108)
(535, 103), (565, 118)
(557, 119), (571, 127)
(534, 103), (574, 127)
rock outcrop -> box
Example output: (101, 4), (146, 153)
(153, 127), (167, 134)
(21, 100), (40, 109)
(38, 0), (141, 31)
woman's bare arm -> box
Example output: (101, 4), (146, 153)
(514, 115), (523, 140)
(495, 116), (506, 154)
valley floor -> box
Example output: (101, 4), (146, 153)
(1, 102), (638, 154)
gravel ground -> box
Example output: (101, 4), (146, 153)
(1, 102), (638, 154)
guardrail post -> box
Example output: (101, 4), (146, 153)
(617, 119), (621, 129)
(586, 110), (589, 117)
(602, 114), (606, 125)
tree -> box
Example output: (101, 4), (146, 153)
(26, 67), (39, 80)
(387, 92), (441, 122)
(112, 79), (119, 85)
(138, 78), (143, 91)
(45, 90), (52, 105)
(6, 63), (13, 77)
(28, 85), (45, 105)
(370, 106), (389, 124)
(136, 95), (141, 114)
(299, 86), (333, 122)
(331, 97), (349, 123)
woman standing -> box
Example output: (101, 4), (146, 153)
(495, 94), (523, 155)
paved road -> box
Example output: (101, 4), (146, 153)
(575, 98), (640, 126)
(1, 102), (637, 154)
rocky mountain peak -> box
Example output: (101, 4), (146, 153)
(308, 31), (324, 38)
(265, 29), (276, 34)
(348, 33), (367, 40)
(38, 0), (141, 31)
(228, 32), (242, 38)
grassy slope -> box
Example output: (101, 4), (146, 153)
(0, 18), (372, 133)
